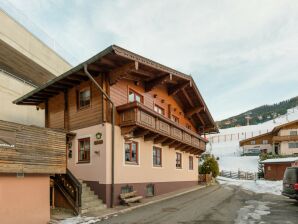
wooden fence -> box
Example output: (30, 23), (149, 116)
(220, 170), (257, 180)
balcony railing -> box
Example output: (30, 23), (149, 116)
(272, 135), (298, 142)
(117, 102), (207, 154)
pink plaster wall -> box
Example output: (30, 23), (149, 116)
(67, 124), (107, 183)
(0, 175), (50, 224)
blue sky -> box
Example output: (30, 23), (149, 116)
(1, 0), (298, 120)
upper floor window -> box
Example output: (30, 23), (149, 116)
(250, 140), (256, 145)
(290, 131), (297, 136)
(186, 124), (192, 130)
(189, 156), (193, 170)
(79, 88), (91, 109)
(78, 138), (90, 163)
(176, 152), (182, 169)
(128, 89), (143, 103)
(153, 147), (162, 167)
(263, 140), (268, 144)
(172, 115), (179, 123)
(125, 141), (138, 164)
(154, 104), (165, 115)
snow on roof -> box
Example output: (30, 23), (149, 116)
(260, 157), (298, 164)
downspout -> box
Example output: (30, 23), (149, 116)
(84, 65), (115, 208)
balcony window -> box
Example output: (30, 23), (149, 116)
(153, 147), (162, 166)
(125, 141), (138, 164)
(172, 115), (179, 123)
(176, 152), (182, 169)
(290, 131), (298, 136)
(78, 138), (90, 163)
(78, 88), (91, 109)
(128, 89), (143, 103)
(263, 140), (268, 144)
(250, 140), (256, 145)
(154, 104), (165, 115)
(189, 156), (194, 170)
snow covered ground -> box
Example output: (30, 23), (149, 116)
(206, 107), (298, 173)
(217, 176), (282, 195)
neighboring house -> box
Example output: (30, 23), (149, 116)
(0, 9), (71, 126)
(260, 157), (298, 180)
(240, 120), (298, 156)
(15, 45), (218, 210)
(0, 9), (70, 223)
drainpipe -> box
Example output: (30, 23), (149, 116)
(84, 65), (115, 208)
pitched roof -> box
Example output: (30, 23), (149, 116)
(260, 157), (298, 164)
(14, 45), (218, 133)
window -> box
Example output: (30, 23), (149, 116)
(186, 124), (192, 130)
(250, 140), (256, 145)
(154, 104), (165, 115)
(153, 147), (162, 166)
(146, 184), (155, 197)
(288, 142), (298, 148)
(78, 138), (90, 163)
(290, 131), (297, 136)
(189, 156), (193, 170)
(263, 140), (268, 144)
(128, 89), (143, 103)
(125, 141), (138, 164)
(176, 152), (182, 169)
(171, 115), (179, 123)
(78, 88), (91, 109)
(121, 185), (133, 194)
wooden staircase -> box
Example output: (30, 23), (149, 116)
(52, 169), (106, 215)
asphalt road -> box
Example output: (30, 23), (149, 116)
(97, 184), (298, 224)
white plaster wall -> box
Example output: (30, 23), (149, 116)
(0, 71), (44, 126)
(280, 141), (298, 155)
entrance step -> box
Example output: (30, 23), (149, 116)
(80, 181), (106, 214)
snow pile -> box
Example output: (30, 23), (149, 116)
(235, 200), (272, 223)
(57, 216), (105, 224)
(217, 176), (282, 195)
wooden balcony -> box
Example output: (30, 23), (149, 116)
(272, 135), (298, 142)
(116, 102), (207, 155)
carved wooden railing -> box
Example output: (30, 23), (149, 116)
(53, 169), (82, 215)
(272, 135), (298, 142)
(117, 102), (207, 151)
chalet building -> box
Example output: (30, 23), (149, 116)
(240, 120), (298, 155)
(15, 45), (218, 210)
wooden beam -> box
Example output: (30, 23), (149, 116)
(145, 74), (169, 92)
(185, 106), (204, 117)
(133, 129), (150, 138)
(109, 62), (138, 85)
(182, 88), (194, 107)
(131, 69), (153, 78)
(100, 58), (116, 67)
(168, 81), (190, 95)
(169, 141), (183, 149)
(121, 126), (136, 135)
(197, 113), (205, 126)
(87, 63), (102, 72)
(154, 136), (168, 144)
(144, 133), (160, 141)
(161, 138), (176, 146)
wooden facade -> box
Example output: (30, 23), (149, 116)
(0, 120), (66, 174)
(14, 45), (218, 155)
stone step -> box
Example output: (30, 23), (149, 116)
(81, 204), (106, 214)
(82, 194), (99, 203)
(82, 199), (104, 209)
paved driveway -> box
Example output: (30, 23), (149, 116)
(97, 184), (298, 224)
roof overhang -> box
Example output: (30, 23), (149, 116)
(14, 45), (218, 133)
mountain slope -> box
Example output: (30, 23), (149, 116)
(218, 96), (298, 129)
